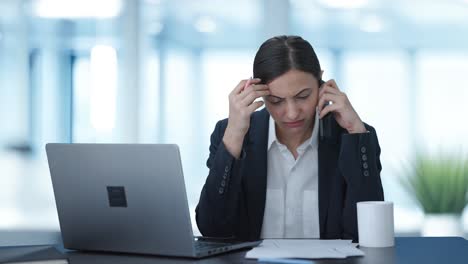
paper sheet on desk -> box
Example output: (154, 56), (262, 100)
(245, 239), (364, 259)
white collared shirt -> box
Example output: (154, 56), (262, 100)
(260, 112), (320, 238)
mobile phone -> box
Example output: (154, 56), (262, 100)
(319, 79), (335, 141)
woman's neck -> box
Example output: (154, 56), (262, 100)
(276, 121), (314, 154)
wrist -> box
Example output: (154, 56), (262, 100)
(225, 123), (247, 141)
(347, 121), (367, 134)
(223, 124), (246, 159)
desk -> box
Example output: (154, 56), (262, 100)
(1, 237), (467, 264)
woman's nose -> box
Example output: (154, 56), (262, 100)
(286, 102), (300, 120)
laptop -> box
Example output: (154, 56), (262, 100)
(46, 143), (261, 258)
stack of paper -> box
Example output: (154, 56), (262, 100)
(245, 239), (364, 259)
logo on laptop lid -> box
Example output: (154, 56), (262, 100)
(107, 186), (128, 207)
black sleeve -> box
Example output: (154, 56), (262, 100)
(338, 124), (384, 242)
(195, 120), (246, 238)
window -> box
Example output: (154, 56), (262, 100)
(72, 45), (118, 143)
(416, 52), (468, 152)
(342, 51), (420, 231)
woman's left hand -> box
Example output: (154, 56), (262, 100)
(317, 79), (367, 134)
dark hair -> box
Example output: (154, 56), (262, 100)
(253, 35), (321, 84)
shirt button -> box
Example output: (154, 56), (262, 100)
(223, 173), (227, 180)
(363, 162), (369, 169)
(360, 146), (367, 153)
(224, 166), (229, 172)
(218, 187), (224, 194)
(220, 180), (226, 187)
(362, 154), (367, 161)
(363, 170), (369, 177)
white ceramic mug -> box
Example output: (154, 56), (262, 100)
(357, 201), (395, 247)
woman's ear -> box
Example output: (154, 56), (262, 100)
(318, 70), (325, 88)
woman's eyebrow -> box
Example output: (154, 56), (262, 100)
(268, 95), (284, 100)
(294, 88), (312, 97)
(268, 88), (313, 99)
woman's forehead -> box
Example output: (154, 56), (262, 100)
(268, 70), (318, 96)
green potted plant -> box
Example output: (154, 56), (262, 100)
(399, 152), (468, 236)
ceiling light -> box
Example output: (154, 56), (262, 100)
(360, 15), (384, 33)
(33, 0), (122, 19)
(318, 0), (368, 9)
(195, 16), (217, 33)
(145, 0), (162, 4)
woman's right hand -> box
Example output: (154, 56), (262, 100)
(223, 78), (270, 158)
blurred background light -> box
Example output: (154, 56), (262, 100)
(147, 21), (164, 35)
(194, 16), (217, 33)
(317, 0), (368, 9)
(32, 0), (123, 19)
(360, 14), (385, 33)
(90, 45), (117, 132)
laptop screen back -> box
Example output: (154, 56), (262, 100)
(46, 143), (195, 256)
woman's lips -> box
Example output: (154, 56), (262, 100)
(284, 120), (304, 128)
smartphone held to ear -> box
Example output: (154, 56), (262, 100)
(319, 79), (337, 141)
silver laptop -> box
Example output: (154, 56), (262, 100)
(46, 143), (260, 258)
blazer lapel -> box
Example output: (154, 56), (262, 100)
(318, 126), (341, 236)
(242, 108), (269, 239)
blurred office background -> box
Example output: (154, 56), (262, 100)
(1, 0), (468, 244)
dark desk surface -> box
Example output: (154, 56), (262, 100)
(1, 237), (467, 264)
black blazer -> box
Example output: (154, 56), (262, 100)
(195, 108), (384, 242)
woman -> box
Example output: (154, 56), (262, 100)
(196, 36), (384, 242)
